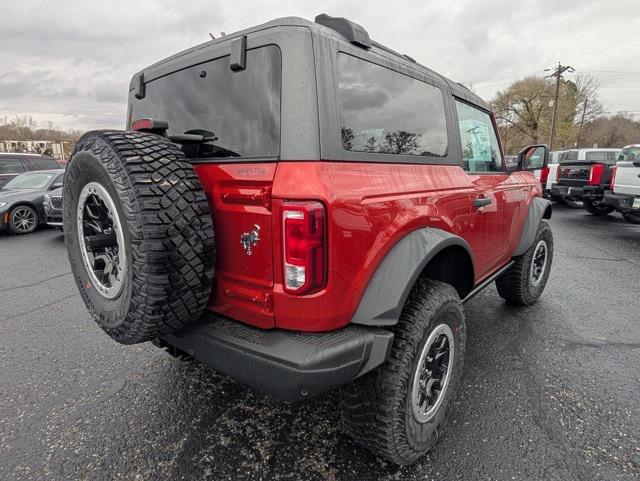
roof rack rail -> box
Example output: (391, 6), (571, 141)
(315, 13), (371, 49)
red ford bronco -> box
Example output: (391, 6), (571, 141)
(63, 14), (554, 465)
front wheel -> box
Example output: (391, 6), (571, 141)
(622, 211), (640, 224)
(584, 199), (614, 216)
(340, 279), (465, 465)
(496, 221), (553, 306)
(9, 205), (38, 235)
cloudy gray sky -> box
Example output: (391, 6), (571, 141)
(1, 0), (638, 131)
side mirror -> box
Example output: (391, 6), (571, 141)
(517, 144), (549, 171)
(50, 182), (63, 190)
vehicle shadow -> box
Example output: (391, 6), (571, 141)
(43, 290), (559, 481)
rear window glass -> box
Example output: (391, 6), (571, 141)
(0, 158), (25, 174)
(131, 45), (281, 159)
(560, 150), (578, 163)
(619, 147), (640, 161)
(585, 151), (618, 163)
(338, 53), (448, 157)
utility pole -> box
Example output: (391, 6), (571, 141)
(575, 98), (588, 148)
(503, 92), (511, 153)
(545, 62), (574, 150)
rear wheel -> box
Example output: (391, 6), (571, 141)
(340, 279), (465, 465)
(622, 211), (640, 224)
(9, 205), (38, 235)
(583, 198), (614, 216)
(63, 130), (215, 344)
(496, 221), (553, 306)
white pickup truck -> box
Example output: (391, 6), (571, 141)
(604, 144), (640, 224)
(536, 150), (582, 208)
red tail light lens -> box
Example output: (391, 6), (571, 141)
(588, 163), (605, 186)
(282, 201), (326, 295)
(539, 166), (550, 184)
(610, 165), (618, 191)
(556, 165), (561, 182)
(132, 118), (153, 131)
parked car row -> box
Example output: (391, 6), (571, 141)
(536, 145), (640, 223)
(0, 152), (62, 187)
(0, 152), (67, 235)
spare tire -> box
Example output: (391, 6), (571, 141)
(63, 130), (215, 344)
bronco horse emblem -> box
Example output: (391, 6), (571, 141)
(240, 224), (261, 256)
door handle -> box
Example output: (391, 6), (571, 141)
(473, 197), (492, 208)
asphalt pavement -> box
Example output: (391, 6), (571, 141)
(0, 206), (638, 481)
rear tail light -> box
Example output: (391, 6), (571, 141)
(556, 166), (561, 182)
(588, 163), (605, 186)
(610, 165), (618, 191)
(539, 166), (550, 184)
(131, 118), (169, 134)
(282, 201), (326, 295)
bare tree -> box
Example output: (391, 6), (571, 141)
(383, 131), (421, 154)
(582, 114), (640, 148)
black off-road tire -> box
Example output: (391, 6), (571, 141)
(583, 198), (614, 216)
(621, 211), (640, 225)
(550, 194), (566, 205)
(63, 130), (214, 344)
(340, 279), (466, 465)
(496, 221), (553, 306)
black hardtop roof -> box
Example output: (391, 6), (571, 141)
(137, 15), (490, 111)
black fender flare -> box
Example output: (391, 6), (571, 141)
(514, 197), (552, 256)
(350, 228), (474, 327)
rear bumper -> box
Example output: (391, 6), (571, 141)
(552, 184), (603, 200)
(158, 312), (394, 401)
(604, 191), (639, 212)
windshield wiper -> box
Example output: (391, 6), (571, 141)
(169, 134), (241, 158)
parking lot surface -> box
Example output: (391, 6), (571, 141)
(0, 206), (638, 481)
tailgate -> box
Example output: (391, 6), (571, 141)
(558, 163), (591, 186)
(194, 163), (276, 329)
(613, 161), (640, 196)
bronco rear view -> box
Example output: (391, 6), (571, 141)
(63, 14), (554, 465)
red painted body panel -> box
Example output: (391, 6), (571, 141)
(193, 161), (541, 333)
(193, 163), (277, 329)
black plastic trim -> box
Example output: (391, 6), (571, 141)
(514, 197), (552, 256)
(230, 36), (247, 71)
(350, 228), (475, 327)
(160, 312), (394, 401)
(604, 191), (637, 211)
(315, 14), (371, 48)
(462, 261), (514, 304)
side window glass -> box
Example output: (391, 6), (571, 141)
(455, 100), (503, 172)
(0, 158), (25, 174)
(338, 53), (448, 158)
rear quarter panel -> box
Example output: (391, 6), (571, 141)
(271, 162), (537, 331)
